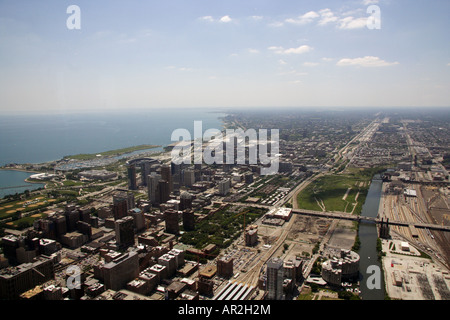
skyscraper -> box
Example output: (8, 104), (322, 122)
(127, 164), (137, 190)
(179, 191), (193, 211)
(147, 173), (161, 205)
(164, 209), (179, 235)
(158, 179), (170, 205)
(218, 179), (231, 196)
(141, 162), (151, 186)
(183, 168), (195, 188)
(217, 256), (234, 278)
(64, 205), (80, 232)
(266, 257), (284, 300)
(112, 191), (135, 221)
(130, 208), (145, 232)
(115, 216), (135, 247)
(182, 209), (195, 232)
(102, 251), (139, 291)
(112, 197), (128, 220)
(161, 164), (173, 194)
(113, 191), (135, 211)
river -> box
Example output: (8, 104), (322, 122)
(358, 175), (386, 300)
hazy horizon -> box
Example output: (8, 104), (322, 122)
(2, 105), (450, 117)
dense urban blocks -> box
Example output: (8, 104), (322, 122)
(1, 109), (449, 302)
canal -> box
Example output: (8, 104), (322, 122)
(358, 174), (386, 300)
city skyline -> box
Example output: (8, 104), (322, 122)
(0, 0), (449, 114)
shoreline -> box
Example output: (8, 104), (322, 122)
(0, 115), (229, 195)
(24, 177), (47, 185)
(0, 167), (40, 174)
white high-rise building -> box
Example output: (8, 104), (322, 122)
(218, 179), (231, 196)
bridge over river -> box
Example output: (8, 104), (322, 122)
(291, 208), (450, 232)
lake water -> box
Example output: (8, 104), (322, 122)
(0, 108), (226, 198)
(0, 170), (45, 199)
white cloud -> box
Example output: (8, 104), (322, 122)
(268, 21), (284, 28)
(318, 9), (338, 26)
(338, 16), (368, 29)
(268, 46), (283, 52)
(220, 15), (232, 23)
(277, 70), (308, 77)
(284, 45), (313, 55)
(250, 15), (264, 21)
(282, 8), (371, 30)
(166, 66), (194, 72)
(362, 0), (379, 5)
(303, 62), (319, 67)
(198, 15), (233, 23)
(247, 48), (260, 54)
(279, 59), (288, 65)
(285, 11), (320, 25)
(199, 16), (214, 22)
(269, 45), (312, 55)
(337, 56), (399, 67)
(117, 33), (138, 44)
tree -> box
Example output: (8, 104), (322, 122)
(312, 242), (320, 254)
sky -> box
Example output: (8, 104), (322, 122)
(0, 0), (449, 114)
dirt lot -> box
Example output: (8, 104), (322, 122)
(257, 214), (338, 262)
(326, 219), (357, 251)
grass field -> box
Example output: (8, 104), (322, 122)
(0, 195), (54, 229)
(297, 168), (374, 214)
(0, 196), (54, 219)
